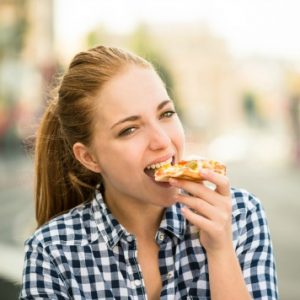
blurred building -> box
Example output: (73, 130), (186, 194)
(152, 24), (238, 137)
(0, 0), (56, 155)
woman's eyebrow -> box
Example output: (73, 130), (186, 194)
(157, 99), (172, 110)
(110, 115), (140, 129)
(110, 100), (172, 129)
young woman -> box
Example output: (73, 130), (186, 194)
(20, 46), (278, 299)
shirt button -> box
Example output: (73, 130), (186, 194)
(167, 271), (173, 279)
(158, 232), (165, 241)
(126, 235), (133, 242)
(134, 279), (142, 287)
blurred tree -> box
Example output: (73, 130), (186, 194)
(127, 24), (185, 122)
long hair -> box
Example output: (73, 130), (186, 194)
(35, 46), (152, 227)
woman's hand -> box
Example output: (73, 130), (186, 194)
(170, 170), (253, 300)
(169, 168), (233, 254)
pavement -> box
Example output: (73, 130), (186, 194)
(0, 154), (299, 300)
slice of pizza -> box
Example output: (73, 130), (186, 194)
(154, 159), (226, 182)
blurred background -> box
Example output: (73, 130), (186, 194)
(1, 0), (300, 299)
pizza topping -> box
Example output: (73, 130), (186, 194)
(154, 159), (226, 182)
(185, 160), (198, 170)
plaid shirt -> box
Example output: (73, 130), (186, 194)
(20, 188), (278, 299)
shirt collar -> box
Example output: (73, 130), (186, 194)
(92, 191), (126, 249)
(159, 202), (186, 240)
(92, 190), (186, 248)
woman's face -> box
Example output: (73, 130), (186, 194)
(90, 66), (185, 207)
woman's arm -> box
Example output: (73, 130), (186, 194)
(205, 244), (252, 300)
(170, 169), (257, 300)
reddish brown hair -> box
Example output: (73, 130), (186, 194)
(35, 46), (152, 227)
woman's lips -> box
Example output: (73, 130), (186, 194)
(145, 171), (172, 187)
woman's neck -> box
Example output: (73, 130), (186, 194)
(103, 190), (165, 238)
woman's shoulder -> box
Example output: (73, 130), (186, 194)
(25, 200), (97, 249)
(230, 187), (264, 215)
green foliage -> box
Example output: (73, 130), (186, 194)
(85, 27), (107, 49)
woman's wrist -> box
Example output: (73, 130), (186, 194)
(205, 242), (236, 262)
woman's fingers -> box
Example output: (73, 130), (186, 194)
(181, 206), (215, 234)
(176, 193), (231, 226)
(169, 178), (215, 203)
(170, 170), (232, 225)
(175, 193), (217, 220)
(199, 168), (231, 197)
(169, 170), (231, 204)
(170, 168), (233, 252)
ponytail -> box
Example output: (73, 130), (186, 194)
(35, 99), (100, 228)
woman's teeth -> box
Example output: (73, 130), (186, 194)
(146, 157), (172, 170)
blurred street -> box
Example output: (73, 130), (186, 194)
(0, 154), (299, 299)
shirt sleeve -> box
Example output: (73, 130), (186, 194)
(19, 239), (69, 300)
(235, 192), (279, 300)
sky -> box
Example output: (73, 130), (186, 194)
(54, 0), (300, 61)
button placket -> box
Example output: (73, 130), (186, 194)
(158, 236), (176, 297)
(123, 235), (145, 297)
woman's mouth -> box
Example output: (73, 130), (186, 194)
(144, 156), (174, 182)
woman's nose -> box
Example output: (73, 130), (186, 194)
(148, 124), (171, 151)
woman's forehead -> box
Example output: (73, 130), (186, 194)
(94, 67), (170, 119)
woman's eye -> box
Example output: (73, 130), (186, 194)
(160, 110), (176, 119)
(118, 127), (137, 137)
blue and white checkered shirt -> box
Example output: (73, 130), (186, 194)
(20, 188), (278, 299)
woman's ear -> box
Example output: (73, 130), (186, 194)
(73, 142), (101, 173)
